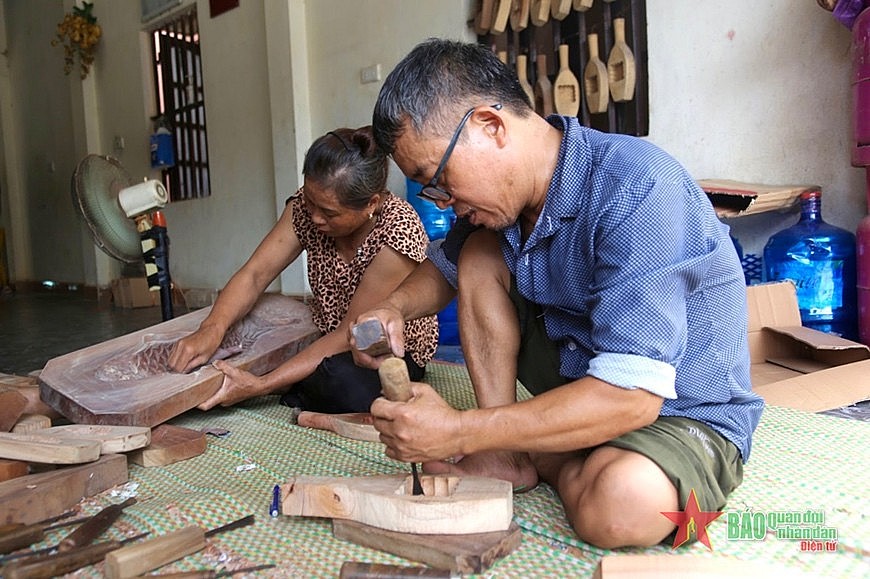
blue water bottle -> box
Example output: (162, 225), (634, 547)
(406, 178), (459, 345)
(763, 190), (858, 339)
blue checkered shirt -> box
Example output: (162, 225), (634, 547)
(428, 115), (763, 461)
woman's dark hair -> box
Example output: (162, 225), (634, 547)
(302, 126), (388, 210)
(373, 38), (532, 154)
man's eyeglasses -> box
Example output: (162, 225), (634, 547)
(417, 103), (503, 203)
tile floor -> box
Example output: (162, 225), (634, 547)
(3, 289), (865, 422)
(0, 289), (465, 375)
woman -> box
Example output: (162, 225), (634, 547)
(167, 126), (438, 413)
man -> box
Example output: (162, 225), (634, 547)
(352, 38), (764, 549)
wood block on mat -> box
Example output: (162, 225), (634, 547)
(128, 424), (206, 467)
(39, 294), (319, 426)
(45, 425), (151, 454)
(297, 411), (380, 443)
(0, 459), (28, 483)
(333, 519), (521, 574)
(0, 374), (59, 419)
(283, 475), (512, 534)
(0, 432), (101, 464)
(0, 373), (37, 387)
(0, 453), (128, 525)
(10, 414), (52, 433)
(0, 387), (28, 432)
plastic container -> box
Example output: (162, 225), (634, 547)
(763, 190), (858, 340)
(852, 10), (870, 345)
(405, 178), (455, 241)
(406, 178), (459, 344)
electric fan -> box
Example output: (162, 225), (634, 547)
(71, 154), (174, 319)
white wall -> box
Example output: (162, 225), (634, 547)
(0, 0), (864, 296)
(645, 0), (861, 257)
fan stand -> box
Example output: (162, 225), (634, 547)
(135, 210), (174, 321)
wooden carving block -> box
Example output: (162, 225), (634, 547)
(10, 414), (52, 433)
(0, 387), (28, 432)
(281, 474), (513, 535)
(44, 425), (151, 454)
(0, 454), (128, 525)
(39, 294), (319, 426)
(297, 411), (380, 443)
(0, 373), (60, 419)
(0, 459), (29, 483)
(128, 424), (206, 467)
(334, 520), (521, 574)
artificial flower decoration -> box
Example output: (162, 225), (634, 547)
(51, 2), (102, 79)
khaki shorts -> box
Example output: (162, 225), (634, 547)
(509, 280), (744, 530)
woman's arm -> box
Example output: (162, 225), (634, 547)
(168, 203), (303, 373)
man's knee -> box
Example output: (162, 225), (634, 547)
(568, 448), (678, 548)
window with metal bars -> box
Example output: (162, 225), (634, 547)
(150, 6), (210, 201)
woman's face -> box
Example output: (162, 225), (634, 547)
(300, 181), (372, 239)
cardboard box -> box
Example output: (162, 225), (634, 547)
(747, 281), (870, 411)
(698, 179), (818, 218)
(111, 277), (157, 308)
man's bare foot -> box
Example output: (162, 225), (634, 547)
(529, 450), (588, 487)
(423, 450), (539, 493)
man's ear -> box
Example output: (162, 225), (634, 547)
(474, 106), (507, 146)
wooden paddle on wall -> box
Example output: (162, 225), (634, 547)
(516, 54), (536, 107)
(584, 33), (609, 114)
(533, 53), (554, 116)
(607, 17), (636, 102)
(509, 0), (530, 31)
(553, 44), (580, 116)
(529, 0), (550, 26)
(573, 0), (593, 10)
(490, 0), (512, 34)
(474, 0), (495, 35)
(550, 0), (572, 20)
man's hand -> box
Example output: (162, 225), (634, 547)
(370, 381), (465, 463)
(348, 307), (407, 369)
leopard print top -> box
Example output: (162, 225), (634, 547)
(290, 193), (439, 367)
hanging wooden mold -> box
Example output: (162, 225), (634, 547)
(584, 33), (609, 114)
(553, 44), (581, 116)
(607, 17), (637, 102)
(533, 53), (554, 116)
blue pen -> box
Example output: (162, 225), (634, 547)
(270, 484), (280, 517)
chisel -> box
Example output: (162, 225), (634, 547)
(0, 514), (91, 555)
(58, 496), (137, 551)
(0, 532), (148, 579)
(0, 497), (137, 561)
(152, 563), (276, 577)
(103, 514), (255, 578)
(340, 561), (461, 578)
(378, 356), (424, 496)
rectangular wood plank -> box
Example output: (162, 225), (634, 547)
(0, 454), (128, 525)
(0, 432), (101, 464)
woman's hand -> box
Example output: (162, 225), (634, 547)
(167, 325), (224, 374)
(197, 360), (268, 410)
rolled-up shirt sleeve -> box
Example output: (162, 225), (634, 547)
(587, 352), (677, 399)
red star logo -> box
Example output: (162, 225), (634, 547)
(660, 488), (723, 550)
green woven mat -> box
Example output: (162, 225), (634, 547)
(28, 362), (869, 577)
